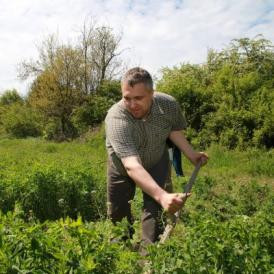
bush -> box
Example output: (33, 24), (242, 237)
(71, 95), (113, 134)
(156, 37), (274, 149)
(0, 89), (23, 105)
(148, 213), (273, 273)
(42, 117), (78, 141)
(21, 164), (106, 221)
(0, 211), (141, 273)
(156, 65), (215, 132)
(97, 79), (121, 102)
(1, 103), (42, 138)
(0, 161), (107, 222)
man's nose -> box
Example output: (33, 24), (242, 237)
(129, 99), (137, 109)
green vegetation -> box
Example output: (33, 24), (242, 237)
(0, 134), (273, 273)
(157, 36), (274, 149)
(0, 210), (141, 273)
(0, 129), (107, 221)
(0, 34), (273, 272)
(1, 35), (273, 149)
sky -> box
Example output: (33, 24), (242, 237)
(0, 0), (274, 96)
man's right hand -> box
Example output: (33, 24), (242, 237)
(159, 192), (191, 214)
(121, 156), (191, 214)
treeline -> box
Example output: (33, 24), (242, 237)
(0, 21), (122, 141)
(157, 36), (274, 149)
(0, 32), (273, 149)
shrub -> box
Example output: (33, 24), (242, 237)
(22, 164), (106, 221)
(1, 103), (42, 138)
(71, 95), (113, 134)
(0, 89), (23, 105)
(149, 213), (273, 273)
(0, 211), (141, 273)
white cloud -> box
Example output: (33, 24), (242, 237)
(0, 0), (273, 95)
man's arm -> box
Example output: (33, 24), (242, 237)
(169, 130), (208, 165)
(121, 156), (190, 214)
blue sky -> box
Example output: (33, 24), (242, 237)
(0, 0), (273, 95)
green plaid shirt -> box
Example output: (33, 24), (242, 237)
(105, 92), (187, 175)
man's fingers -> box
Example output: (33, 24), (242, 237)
(176, 192), (191, 200)
(163, 192), (192, 213)
(173, 192), (191, 205)
(199, 152), (209, 165)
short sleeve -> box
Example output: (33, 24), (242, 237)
(105, 114), (139, 159)
(171, 101), (187, 131)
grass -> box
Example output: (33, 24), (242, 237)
(0, 127), (107, 175)
(0, 131), (273, 273)
(0, 132), (273, 217)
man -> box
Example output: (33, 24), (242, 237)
(105, 67), (208, 247)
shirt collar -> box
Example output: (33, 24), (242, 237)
(150, 94), (165, 116)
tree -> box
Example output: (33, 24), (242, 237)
(78, 21), (124, 93)
(206, 35), (274, 82)
(27, 45), (83, 140)
(157, 36), (274, 149)
(156, 65), (215, 132)
(1, 103), (42, 138)
(0, 89), (23, 105)
(0, 89), (25, 136)
(18, 34), (59, 81)
(19, 21), (124, 139)
(201, 36), (274, 148)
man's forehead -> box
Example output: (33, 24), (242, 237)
(122, 82), (152, 93)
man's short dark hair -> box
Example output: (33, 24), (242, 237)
(122, 67), (153, 90)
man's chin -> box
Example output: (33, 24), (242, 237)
(131, 111), (143, 119)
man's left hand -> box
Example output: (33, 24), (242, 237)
(191, 151), (208, 166)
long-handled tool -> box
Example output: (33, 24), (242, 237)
(160, 161), (202, 243)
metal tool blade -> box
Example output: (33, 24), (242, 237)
(183, 161), (202, 193)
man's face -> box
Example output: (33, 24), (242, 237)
(122, 82), (154, 119)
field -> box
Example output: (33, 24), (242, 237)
(0, 129), (273, 273)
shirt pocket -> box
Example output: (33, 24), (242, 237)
(149, 123), (171, 147)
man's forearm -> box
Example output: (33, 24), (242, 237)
(127, 165), (166, 203)
(169, 130), (196, 163)
(121, 156), (166, 203)
(121, 155), (189, 213)
(169, 130), (209, 166)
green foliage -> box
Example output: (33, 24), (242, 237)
(157, 65), (215, 132)
(0, 162), (106, 222)
(149, 213), (273, 273)
(0, 138), (273, 273)
(199, 108), (258, 149)
(206, 144), (274, 177)
(11, 35), (273, 147)
(0, 210), (141, 273)
(246, 149), (274, 177)
(27, 63), (83, 141)
(0, 103), (43, 138)
(236, 180), (271, 216)
(71, 95), (114, 134)
(97, 79), (121, 102)
(22, 164), (103, 221)
(0, 89), (23, 105)
(42, 117), (78, 141)
(0, 134), (107, 221)
(71, 79), (121, 135)
(20, 23), (123, 141)
(157, 36), (274, 149)
(27, 75), (120, 141)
